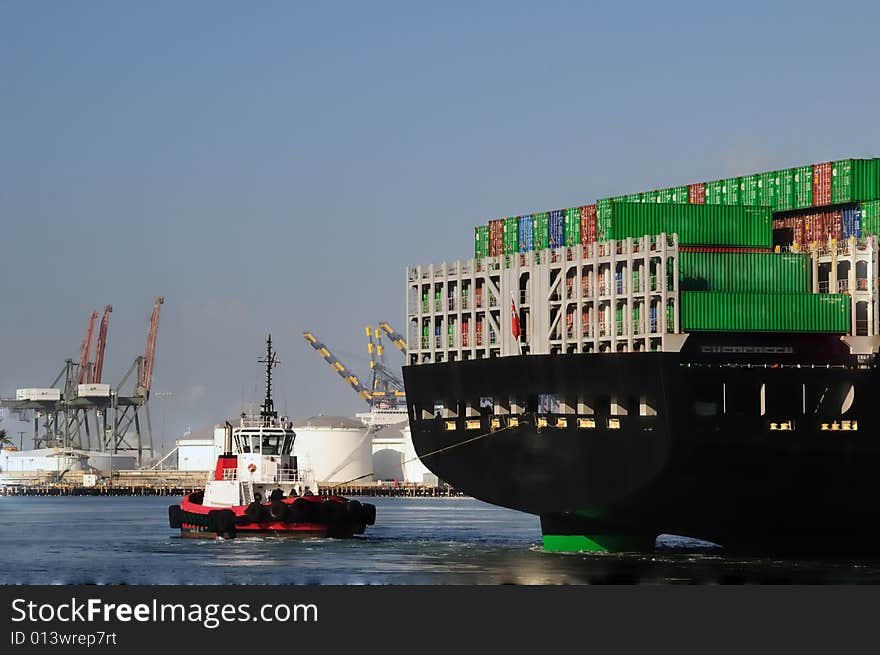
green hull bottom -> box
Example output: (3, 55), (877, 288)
(543, 534), (656, 553)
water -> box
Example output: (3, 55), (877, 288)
(2, 496), (879, 584)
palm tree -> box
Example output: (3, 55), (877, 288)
(0, 429), (13, 451)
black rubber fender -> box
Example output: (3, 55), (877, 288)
(286, 498), (309, 523)
(322, 499), (344, 523)
(268, 499), (287, 522)
(209, 509), (237, 538)
(168, 505), (184, 529)
(345, 499), (363, 523)
(362, 503), (376, 526)
(244, 501), (265, 524)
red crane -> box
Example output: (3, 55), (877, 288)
(77, 310), (99, 384)
(140, 296), (164, 393)
(92, 305), (113, 384)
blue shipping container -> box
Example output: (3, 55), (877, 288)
(843, 206), (862, 240)
(518, 215), (534, 252)
(548, 210), (565, 248)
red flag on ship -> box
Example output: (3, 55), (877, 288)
(511, 298), (520, 339)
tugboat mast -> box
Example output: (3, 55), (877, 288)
(257, 334), (279, 425)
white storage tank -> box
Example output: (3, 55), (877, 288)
(401, 424), (435, 485)
(292, 416), (373, 484)
(176, 438), (216, 471)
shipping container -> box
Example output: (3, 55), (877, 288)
(680, 291), (850, 333)
(564, 207), (581, 247)
(502, 216), (519, 255)
(832, 159), (880, 204)
(596, 199), (612, 241)
(678, 251), (810, 294)
(489, 218), (504, 256)
(793, 165), (812, 209)
(548, 209), (565, 248)
(721, 177), (741, 206)
(705, 180), (723, 205)
(842, 206), (862, 240)
(642, 190), (660, 204)
(688, 182), (706, 204)
(860, 200), (880, 237)
(776, 168), (795, 211)
(758, 171), (777, 208)
(813, 162), (832, 207)
(518, 215), (534, 252)
(606, 202), (773, 247)
(580, 205), (597, 245)
(475, 225), (489, 260)
(740, 174), (760, 206)
(533, 212), (550, 250)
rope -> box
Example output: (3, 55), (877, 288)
(325, 422), (517, 489)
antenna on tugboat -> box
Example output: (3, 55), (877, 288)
(258, 334), (279, 424)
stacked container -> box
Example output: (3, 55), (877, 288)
(832, 159), (880, 203)
(793, 165), (813, 209)
(475, 226), (489, 260)
(678, 251), (810, 293)
(518, 215), (534, 252)
(489, 219), (504, 256)
(548, 210), (565, 248)
(606, 203), (772, 248)
(688, 183), (706, 204)
(680, 292), (850, 333)
(533, 212), (550, 250)
(502, 217), (519, 255)
(580, 205), (597, 245)
(813, 162), (833, 207)
(564, 207), (581, 247)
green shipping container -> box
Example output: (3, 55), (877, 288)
(680, 292), (850, 333)
(533, 212), (550, 250)
(741, 174), (760, 206)
(475, 225), (489, 259)
(596, 200), (612, 241)
(793, 165), (812, 208)
(679, 252), (810, 294)
(564, 207), (581, 247)
(642, 190), (660, 204)
(606, 203), (772, 247)
(776, 168), (795, 211)
(620, 193), (644, 203)
(656, 186), (689, 204)
(705, 180), (723, 205)
(502, 216), (519, 255)
(862, 200), (880, 237)
(832, 159), (880, 204)
(721, 177), (741, 206)
(758, 171), (777, 208)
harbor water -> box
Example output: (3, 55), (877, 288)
(2, 496), (880, 584)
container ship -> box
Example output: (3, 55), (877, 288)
(402, 157), (880, 554)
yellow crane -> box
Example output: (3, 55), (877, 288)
(303, 325), (407, 409)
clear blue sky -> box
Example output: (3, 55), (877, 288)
(2, 1), (879, 452)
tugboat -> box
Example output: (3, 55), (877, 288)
(168, 335), (376, 538)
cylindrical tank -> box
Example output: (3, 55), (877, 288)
(292, 416), (373, 484)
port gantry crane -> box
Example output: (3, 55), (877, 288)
(0, 298), (162, 466)
(302, 323), (408, 412)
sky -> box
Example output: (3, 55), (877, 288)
(1, 0), (879, 454)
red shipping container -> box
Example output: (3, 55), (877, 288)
(461, 320), (468, 347)
(812, 162), (832, 207)
(488, 218), (504, 256)
(772, 218), (785, 230)
(784, 216), (805, 248)
(808, 212), (823, 244)
(688, 182), (706, 204)
(580, 205), (597, 244)
(581, 307), (589, 334)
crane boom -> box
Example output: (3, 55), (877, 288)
(303, 331), (372, 404)
(140, 296), (164, 393)
(92, 305), (113, 384)
(77, 310), (99, 384)
(378, 322), (407, 353)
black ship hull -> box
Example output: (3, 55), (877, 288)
(403, 333), (880, 554)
